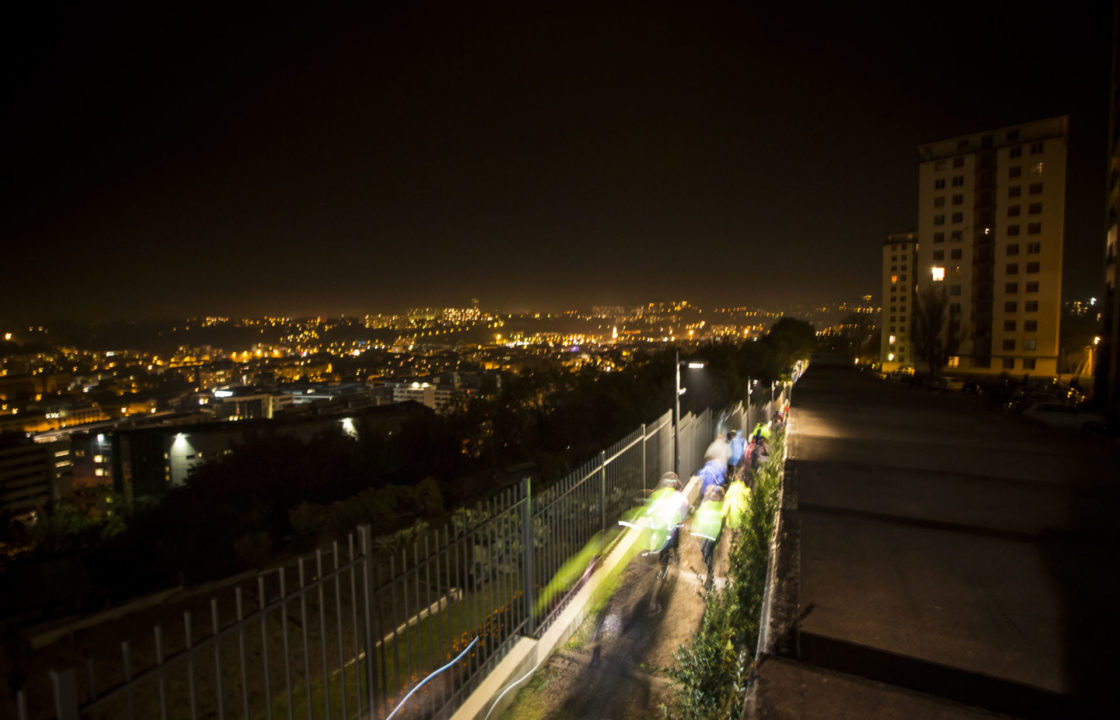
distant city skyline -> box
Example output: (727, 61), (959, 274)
(0, 294), (880, 329)
(3, 4), (1111, 324)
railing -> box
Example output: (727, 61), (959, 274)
(16, 395), (785, 720)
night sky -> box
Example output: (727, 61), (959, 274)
(3, 2), (1113, 323)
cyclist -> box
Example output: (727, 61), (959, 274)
(645, 472), (689, 576)
(693, 484), (726, 590)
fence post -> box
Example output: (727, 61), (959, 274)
(599, 450), (607, 531)
(521, 476), (535, 636)
(640, 423), (647, 494)
(48, 668), (79, 720)
(358, 526), (376, 715)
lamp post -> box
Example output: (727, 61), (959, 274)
(746, 377), (760, 437)
(674, 350), (706, 476)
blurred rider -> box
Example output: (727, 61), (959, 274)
(693, 484), (726, 589)
(646, 472), (689, 575)
(697, 457), (726, 500)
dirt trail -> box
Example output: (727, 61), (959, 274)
(499, 517), (732, 720)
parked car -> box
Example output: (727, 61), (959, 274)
(962, 380), (984, 395)
(1021, 403), (1107, 434)
(1006, 388), (1069, 413)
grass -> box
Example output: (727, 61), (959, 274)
(257, 575), (529, 720)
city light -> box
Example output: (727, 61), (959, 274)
(931, 267), (945, 282)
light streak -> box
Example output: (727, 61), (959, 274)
(385, 636), (478, 720)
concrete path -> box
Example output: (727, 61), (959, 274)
(749, 365), (1120, 719)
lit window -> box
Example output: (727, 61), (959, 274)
(931, 266), (945, 281)
(891, 274), (899, 283)
(947, 356), (960, 367)
(889, 335), (897, 344)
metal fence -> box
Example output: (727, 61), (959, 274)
(16, 397), (784, 720)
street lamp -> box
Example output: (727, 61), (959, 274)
(675, 350), (706, 475)
(746, 376), (758, 431)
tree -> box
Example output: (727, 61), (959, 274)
(911, 286), (961, 376)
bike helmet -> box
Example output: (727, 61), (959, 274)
(659, 471), (681, 490)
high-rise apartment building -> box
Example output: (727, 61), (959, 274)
(1098, 6), (1120, 418)
(916, 117), (1068, 375)
(880, 231), (918, 371)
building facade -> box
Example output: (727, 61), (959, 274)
(916, 117), (1068, 376)
(881, 231), (919, 371)
(0, 436), (72, 517)
(112, 404), (423, 499)
(1098, 4), (1120, 418)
